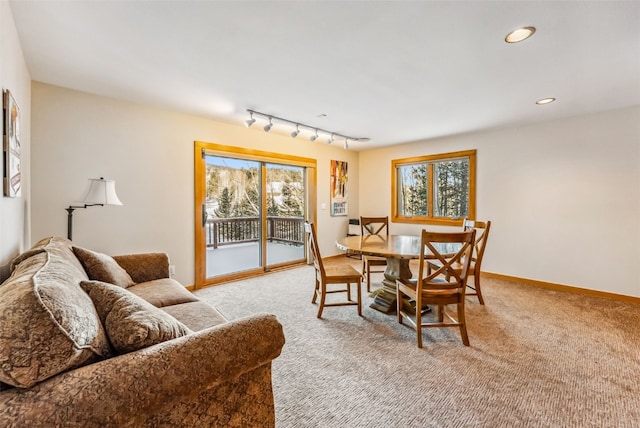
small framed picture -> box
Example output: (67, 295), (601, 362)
(3, 89), (21, 197)
(330, 160), (348, 216)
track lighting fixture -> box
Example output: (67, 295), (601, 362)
(244, 112), (256, 128)
(264, 117), (273, 132)
(244, 109), (369, 150)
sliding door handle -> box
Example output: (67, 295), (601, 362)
(202, 204), (208, 227)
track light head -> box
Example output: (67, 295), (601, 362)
(264, 117), (273, 132)
(244, 112), (256, 128)
(243, 109), (366, 149)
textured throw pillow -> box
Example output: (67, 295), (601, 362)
(0, 239), (112, 388)
(73, 246), (135, 288)
(80, 280), (193, 354)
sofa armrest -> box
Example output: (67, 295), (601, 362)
(113, 252), (170, 282)
(0, 313), (285, 427)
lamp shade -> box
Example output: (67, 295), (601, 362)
(82, 178), (123, 205)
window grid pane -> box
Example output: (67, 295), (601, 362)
(433, 159), (469, 218)
(397, 164), (427, 217)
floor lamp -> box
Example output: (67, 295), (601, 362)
(66, 177), (123, 240)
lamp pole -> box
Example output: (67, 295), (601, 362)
(65, 204), (104, 240)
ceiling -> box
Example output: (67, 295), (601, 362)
(9, 1), (640, 151)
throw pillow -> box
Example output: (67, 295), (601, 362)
(73, 246), (135, 288)
(80, 280), (193, 354)
(0, 241), (112, 388)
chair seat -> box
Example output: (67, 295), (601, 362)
(324, 265), (363, 282)
(364, 255), (387, 266)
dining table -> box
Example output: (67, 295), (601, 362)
(335, 234), (461, 314)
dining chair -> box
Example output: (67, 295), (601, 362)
(461, 219), (491, 304)
(427, 219), (491, 304)
(360, 216), (389, 292)
(305, 222), (363, 318)
(396, 229), (475, 348)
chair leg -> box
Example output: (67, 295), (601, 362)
(312, 278), (319, 303)
(396, 293), (403, 324)
(474, 274), (485, 305)
(346, 282), (352, 301)
(357, 280), (362, 316)
(457, 303), (470, 346)
(366, 263), (371, 293)
(317, 282), (326, 318)
(416, 305), (423, 348)
(362, 260), (370, 292)
(438, 305), (444, 322)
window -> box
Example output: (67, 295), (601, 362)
(392, 150), (476, 225)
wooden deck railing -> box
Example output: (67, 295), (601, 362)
(206, 216), (305, 248)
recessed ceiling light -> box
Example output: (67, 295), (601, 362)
(505, 26), (536, 43)
(536, 97), (556, 105)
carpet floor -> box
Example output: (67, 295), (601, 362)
(194, 259), (640, 427)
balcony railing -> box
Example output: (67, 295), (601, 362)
(206, 216), (305, 249)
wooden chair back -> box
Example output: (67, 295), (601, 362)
(416, 229), (476, 296)
(360, 216), (389, 236)
(462, 219), (491, 273)
(304, 221), (325, 279)
(397, 229), (476, 347)
(359, 216), (389, 291)
(305, 221), (363, 318)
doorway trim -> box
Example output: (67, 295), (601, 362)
(194, 141), (317, 289)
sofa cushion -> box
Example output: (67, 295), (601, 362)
(161, 301), (228, 332)
(81, 281), (193, 354)
(73, 246), (135, 288)
(112, 253), (170, 283)
(128, 278), (199, 307)
(0, 237), (112, 388)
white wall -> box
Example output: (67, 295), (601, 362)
(0, 1), (31, 281)
(25, 75), (640, 297)
(360, 107), (640, 297)
(30, 82), (359, 286)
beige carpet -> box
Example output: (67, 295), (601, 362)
(194, 259), (640, 427)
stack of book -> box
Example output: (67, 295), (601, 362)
(370, 290), (397, 314)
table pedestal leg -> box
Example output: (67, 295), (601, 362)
(369, 258), (412, 314)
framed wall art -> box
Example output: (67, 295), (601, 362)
(3, 89), (21, 197)
(330, 160), (348, 216)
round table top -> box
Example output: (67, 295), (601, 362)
(336, 234), (460, 260)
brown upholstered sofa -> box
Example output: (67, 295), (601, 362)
(0, 236), (285, 427)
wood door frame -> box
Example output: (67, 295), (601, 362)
(194, 141), (317, 289)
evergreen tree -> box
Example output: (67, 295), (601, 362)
(267, 194), (280, 216)
(435, 160), (468, 218)
(215, 187), (234, 218)
(237, 188), (259, 217)
(407, 165), (427, 216)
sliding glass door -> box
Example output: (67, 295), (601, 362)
(194, 141), (316, 288)
(204, 156), (262, 277)
(265, 163), (306, 265)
